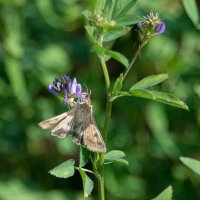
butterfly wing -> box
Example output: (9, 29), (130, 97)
(38, 112), (68, 129)
(82, 115), (106, 153)
(51, 112), (75, 138)
(71, 104), (88, 145)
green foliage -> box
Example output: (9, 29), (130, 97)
(152, 186), (173, 200)
(116, 89), (188, 110)
(79, 147), (91, 168)
(180, 157), (200, 176)
(105, 150), (128, 165)
(130, 90), (189, 110)
(182, 0), (200, 29)
(103, 26), (131, 42)
(92, 44), (129, 67)
(130, 74), (168, 90)
(77, 168), (94, 198)
(104, 50), (129, 68)
(0, 0), (199, 199)
(116, 16), (144, 26)
(113, 74), (124, 93)
(49, 160), (75, 178)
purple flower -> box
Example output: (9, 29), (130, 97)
(155, 21), (165, 35)
(137, 12), (165, 45)
(48, 84), (59, 95)
(48, 74), (88, 106)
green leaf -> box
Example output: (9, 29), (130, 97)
(115, 0), (137, 19)
(105, 150), (125, 160)
(116, 16), (144, 26)
(105, 50), (129, 68)
(82, 10), (92, 20)
(180, 157), (200, 176)
(85, 25), (96, 43)
(105, 158), (129, 165)
(49, 159), (75, 178)
(112, 0), (138, 19)
(104, 0), (117, 20)
(130, 89), (189, 110)
(130, 74), (168, 90)
(105, 150), (128, 165)
(78, 168), (94, 198)
(95, 0), (106, 12)
(152, 185), (173, 200)
(113, 74), (123, 92)
(79, 147), (90, 168)
(182, 0), (199, 28)
(103, 26), (130, 42)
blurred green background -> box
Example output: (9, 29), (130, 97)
(0, 0), (200, 199)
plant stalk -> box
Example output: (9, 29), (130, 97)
(98, 175), (105, 200)
(96, 33), (113, 199)
(123, 45), (141, 81)
(97, 96), (113, 200)
(99, 55), (110, 90)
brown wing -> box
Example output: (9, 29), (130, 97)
(38, 112), (68, 129)
(82, 115), (106, 153)
(71, 103), (89, 145)
(51, 113), (75, 138)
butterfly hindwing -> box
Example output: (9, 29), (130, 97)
(82, 115), (106, 153)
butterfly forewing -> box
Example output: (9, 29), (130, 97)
(51, 111), (75, 138)
(38, 112), (68, 129)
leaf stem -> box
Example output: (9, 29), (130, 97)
(75, 167), (94, 174)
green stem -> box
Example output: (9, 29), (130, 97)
(99, 55), (110, 90)
(102, 96), (113, 142)
(98, 175), (105, 200)
(97, 98), (113, 200)
(123, 45), (141, 81)
(97, 34), (110, 90)
(95, 34), (113, 200)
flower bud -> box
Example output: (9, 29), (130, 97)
(137, 12), (165, 46)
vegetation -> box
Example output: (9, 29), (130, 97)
(0, 0), (200, 199)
